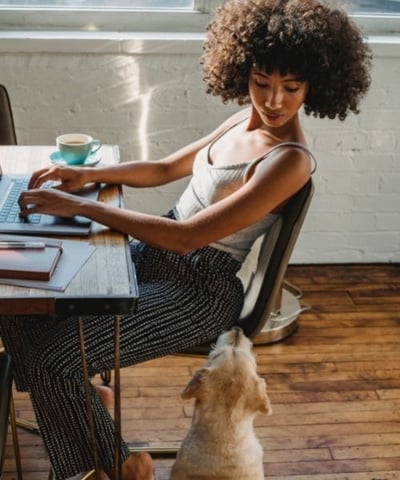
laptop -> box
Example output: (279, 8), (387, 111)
(0, 162), (101, 236)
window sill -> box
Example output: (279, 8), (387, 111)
(368, 35), (400, 56)
(0, 30), (205, 54)
(0, 31), (398, 56)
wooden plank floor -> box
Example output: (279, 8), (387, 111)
(2, 264), (400, 479)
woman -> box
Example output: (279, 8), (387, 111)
(2, 0), (371, 478)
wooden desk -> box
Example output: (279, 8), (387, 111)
(0, 145), (138, 480)
(0, 145), (138, 315)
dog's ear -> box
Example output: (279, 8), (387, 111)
(254, 377), (272, 415)
(181, 367), (210, 400)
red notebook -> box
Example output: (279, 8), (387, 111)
(0, 241), (63, 281)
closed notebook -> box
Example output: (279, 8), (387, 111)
(0, 242), (63, 281)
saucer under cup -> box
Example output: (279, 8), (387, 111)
(50, 150), (101, 167)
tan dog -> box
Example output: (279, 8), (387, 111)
(170, 327), (271, 480)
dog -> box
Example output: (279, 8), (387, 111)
(170, 327), (271, 480)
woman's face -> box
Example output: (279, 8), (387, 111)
(248, 67), (309, 131)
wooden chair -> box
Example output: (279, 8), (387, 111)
(0, 84), (17, 145)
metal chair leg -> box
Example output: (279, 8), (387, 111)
(78, 317), (101, 480)
(113, 315), (122, 480)
(9, 392), (23, 480)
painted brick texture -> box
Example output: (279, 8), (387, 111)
(0, 42), (398, 263)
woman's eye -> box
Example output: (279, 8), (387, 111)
(285, 86), (300, 93)
(254, 79), (269, 88)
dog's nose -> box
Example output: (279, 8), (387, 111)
(232, 326), (243, 342)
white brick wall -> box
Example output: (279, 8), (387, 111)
(0, 36), (398, 263)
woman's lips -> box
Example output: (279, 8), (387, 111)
(264, 111), (283, 123)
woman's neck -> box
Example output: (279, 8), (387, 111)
(247, 108), (306, 144)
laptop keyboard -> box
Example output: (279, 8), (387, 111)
(0, 179), (42, 224)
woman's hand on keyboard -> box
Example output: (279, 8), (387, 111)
(18, 187), (89, 219)
(28, 165), (92, 193)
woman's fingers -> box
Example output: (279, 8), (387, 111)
(18, 188), (77, 217)
(28, 165), (85, 192)
(28, 166), (60, 189)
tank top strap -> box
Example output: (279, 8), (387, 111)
(244, 141), (317, 181)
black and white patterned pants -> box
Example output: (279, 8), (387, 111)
(0, 241), (243, 479)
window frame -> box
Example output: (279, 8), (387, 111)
(0, 0), (219, 33)
(0, 1), (398, 36)
(355, 14), (400, 36)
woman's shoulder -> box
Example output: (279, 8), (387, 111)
(247, 141), (316, 181)
(269, 142), (317, 174)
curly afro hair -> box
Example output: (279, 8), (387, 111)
(201, 0), (372, 120)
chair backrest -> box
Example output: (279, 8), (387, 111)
(0, 85), (17, 145)
(238, 178), (314, 339)
(0, 353), (13, 478)
(180, 178), (314, 355)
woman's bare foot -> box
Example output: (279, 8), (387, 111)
(94, 384), (114, 410)
(106, 452), (153, 480)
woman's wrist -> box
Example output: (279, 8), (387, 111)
(84, 164), (122, 186)
(81, 165), (103, 184)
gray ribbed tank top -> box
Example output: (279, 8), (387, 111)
(175, 131), (316, 263)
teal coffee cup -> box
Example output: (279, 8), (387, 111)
(56, 133), (102, 165)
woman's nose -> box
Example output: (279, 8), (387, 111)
(265, 89), (283, 108)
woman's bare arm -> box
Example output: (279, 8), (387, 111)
(19, 144), (311, 255)
(28, 110), (249, 192)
